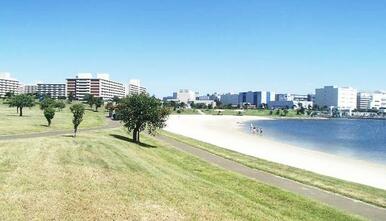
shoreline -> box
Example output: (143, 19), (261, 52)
(164, 115), (386, 190)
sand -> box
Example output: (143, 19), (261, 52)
(164, 115), (386, 190)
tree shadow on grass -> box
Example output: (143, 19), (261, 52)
(109, 134), (157, 148)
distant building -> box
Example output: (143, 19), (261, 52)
(194, 99), (216, 107)
(315, 86), (357, 110)
(0, 73), (20, 97)
(173, 89), (197, 104)
(127, 79), (146, 96)
(357, 92), (373, 110)
(66, 73), (125, 100)
(21, 85), (38, 94)
(357, 91), (386, 110)
(269, 93), (313, 109)
(238, 91), (275, 108)
(37, 83), (66, 99)
(220, 93), (239, 106)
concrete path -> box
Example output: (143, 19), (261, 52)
(156, 134), (386, 221)
(196, 109), (206, 115)
(0, 118), (120, 141)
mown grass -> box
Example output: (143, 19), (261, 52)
(0, 103), (106, 135)
(160, 130), (386, 208)
(0, 128), (362, 220)
(171, 109), (200, 115)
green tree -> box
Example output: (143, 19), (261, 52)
(70, 104), (85, 137)
(44, 107), (55, 127)
(83, 94), (95, 109)
(68, 92), (75, 103)
(116, 94), (170, 143)
(4, 91), (15, 99)
(94, 97), (104, 112)
(9, 94), (35, 116)
(54, 100), (66, 111)
(112, 96), (121, 104)
(40, 97), (55, 110)
(283, 109), (289, 116)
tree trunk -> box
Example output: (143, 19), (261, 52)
(19, 107), (23, 116)
(74, 127), (77, 137)
(132, 130), (138, 143)
(137, 131), (140, 143)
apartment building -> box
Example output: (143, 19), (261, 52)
(315, 86), (357, 110)
(0, 73), (20, 97)
(66, 73), (125, 100)
(127, 79), (147, 96)
(21, 85), (38, 94)
(37, 83), (66, 99)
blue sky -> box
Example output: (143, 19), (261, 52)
(1, 0), (386, 97)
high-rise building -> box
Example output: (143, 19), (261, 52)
(315, 86), (357, 110)
(220, 93), (239, 106)
(0, 73), (20, 97)
(37, 83), (66, 99)
(126, 79), (146, 96)
(66, 73), (125, 100)
(238, 91), (275, 108)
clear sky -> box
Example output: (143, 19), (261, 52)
(1, 0), (386, 97)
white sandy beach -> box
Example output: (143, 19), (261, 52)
(165, 115), (386, 190)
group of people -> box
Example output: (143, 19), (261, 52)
(250, 124), (263, 135)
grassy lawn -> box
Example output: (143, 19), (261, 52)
(160, 130), (386, 208)
(171, 109), (200, 115)
(0, 103), (106, 135)
(0, 128), (361, 220)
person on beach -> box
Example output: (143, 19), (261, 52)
(259, 128), (263, 135)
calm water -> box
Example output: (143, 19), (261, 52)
(247, 119), (386, 164)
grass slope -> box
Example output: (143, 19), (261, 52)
(0, 128), (361, 220)
(0, 103), (106, 135)
(160, 130), (386, 208)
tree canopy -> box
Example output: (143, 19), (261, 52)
(116, 94), (170, 143)
(70, 104), (85, 137)
(9, 94), (35, 116)
(44, 107), (55, 127)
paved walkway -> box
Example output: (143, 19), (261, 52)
(196, 109), (206, 115)
(0, 118), (120, 141)
(156, 134), (386, 221)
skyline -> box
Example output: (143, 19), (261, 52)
(1, 1), (386, 96)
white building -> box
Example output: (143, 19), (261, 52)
(127, 79), (146, 96)
(173, 89), (197, 104)
(358, 91), (386, 110)
(0, 73), (20, 97)
(66, 73), (125, 100)
(37, 83), (66, 99)
(315, 86), (357, 110)
(269, 94), (313, 109)
(194, 99), (217, 108)
(220, 93), (239, 106)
